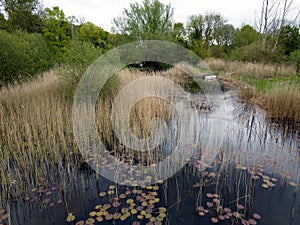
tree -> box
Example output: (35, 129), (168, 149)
(113, 0), (174, 41)
(203, 12), (227, 47)
(0, 0), (42, 32)
(289, 50), (300, 73)
(79, 22), (108, 48)
(256, 0), (296, 51)
(233, 25), (260, 47)
(0, 30), (51, 85)
(172, 22), (189, 47)
(187, 13), (228, 57)
(214, 24), (235, 46)
(42, 6), (71, 61)
(278, 25), (300, 56)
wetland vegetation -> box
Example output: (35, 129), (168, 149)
(0, 0), (300, 225)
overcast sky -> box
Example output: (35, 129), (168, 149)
(42, 0), (300, 32)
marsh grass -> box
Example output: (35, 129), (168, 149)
(0, 71), (78, 203)
(95, 68), (192, 167)
(265, 83), (300, 123)
(0, 65), (199, 204)
(205, 58), (296, 79)
(206, 58), (300, 123)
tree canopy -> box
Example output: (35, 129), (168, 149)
(113, 0), (174, 40)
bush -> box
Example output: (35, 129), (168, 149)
(56, 40), (103, 98)
(0, 30), (52, 85)
(230, 42), (284, 64)
(289, 50), (300, 74)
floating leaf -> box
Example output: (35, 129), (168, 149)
(248, 219), (257, 225)
(198, 211), (205, 216)
(152, 186), (159, 191)
(154, 198), (160, 203)
(85, 218), (95, 224)
(113, 213), (121, 220)
(159, 207), (167, 213)
(99, 192), (106, 197)
(253, 213), (261, 220)
(127, 199), (134, 204)
(95, 205), (102, 210)
(66, 213), (75, 222)
(105, 214), (113, 220)
(131, 209), (138, 214)
(119, 194), (126, 199)
(120, 215), (127, 221)
(137, 215), (144, 220)
(237, 204), (244, 210)
(206, 193), (213, 198)
(108, 190), (115, 195)
(218, 215), (225, 220)
(211, 217), (218, 223)
(89, 211), (97, 217)
(109, 185), (116, 190)
(288, 181), (298, 187)
(75, 221), (85, 225)
(96, 217), (103, 222)
(158, 213), (166, 218)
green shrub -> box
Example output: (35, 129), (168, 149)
(289, 50), (300, 73)
(56, 40), (102, 98)
(0, 30), (52, 85)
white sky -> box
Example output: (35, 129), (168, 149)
(42, 0), (300, 32)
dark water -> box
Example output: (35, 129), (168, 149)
(3, 87), (300, 225)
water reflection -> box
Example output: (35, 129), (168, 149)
(7, 87), (300, 225)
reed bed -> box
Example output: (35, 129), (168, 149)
(265, 83), (300, 123)
(206, 58), (300, 123)
(205, 58), (296, 79)
(0, 71), (78, 204)
(0, 67), (193, 204)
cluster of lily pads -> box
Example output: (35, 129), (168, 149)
(69, 180), (167, 225)
(23, 182), (62, 207)
(196, 192), (261, 224)
(0, 181), (62, 225)
(190, 150), (300, 225)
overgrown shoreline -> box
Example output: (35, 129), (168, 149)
(206, 58), (300, 124)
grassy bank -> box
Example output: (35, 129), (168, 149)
(206, 58), (300, 124)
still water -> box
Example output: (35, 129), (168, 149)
(4, 86), (300, 225)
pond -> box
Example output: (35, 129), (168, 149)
(1, 82), (300, 225)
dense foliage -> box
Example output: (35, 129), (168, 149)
(0, 0), (299, 86)
(0, 30), (51, 85)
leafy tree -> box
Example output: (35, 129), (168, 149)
(42, 6), (71, 61)
(173, 22), (189, 48)
(187, 15), (206, 57)
(79, 22), (108, 48)
(233, 25), (260, 47)
(278, 25), (300, 56)
(214, 24), (235, 47)
(113, 0), (174, 41)
(187, 13), (228, 57)
(58, 40), (102, 86)
(0, 30), (51, 85)
(289, 50), (300, 73)
(0, 0), (42, 32)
